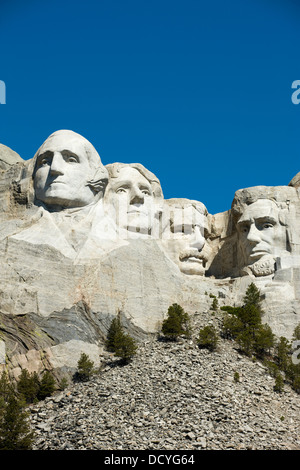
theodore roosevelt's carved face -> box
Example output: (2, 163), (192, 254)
(162, 202), (209, 275)
(34, 131), (104, 209)
(105, 166), (160, 234)
(237, 199), (287, 275)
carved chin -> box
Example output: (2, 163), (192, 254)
(243, 255), (275, 277)
(179, 258), (206, 275)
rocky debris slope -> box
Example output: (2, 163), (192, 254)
(29, 312), (300, 451)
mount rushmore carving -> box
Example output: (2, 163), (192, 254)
(1, 129), (300, 377)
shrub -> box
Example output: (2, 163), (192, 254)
(198, 325), (218, 351)
(211, 297), (219, 311)
(233, 371), (240, 383)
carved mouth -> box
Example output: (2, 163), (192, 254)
(180, 255), (205, 266)
(249, 250), (270, 259)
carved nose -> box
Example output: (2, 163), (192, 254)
(50, 152), (64, 175)
(247, 224), (261, 244)
(189, 226), (205, 250)
(130, 188), (144, 205)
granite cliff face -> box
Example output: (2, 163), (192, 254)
(0, 130), (300, 379)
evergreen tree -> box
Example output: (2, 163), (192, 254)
(243, 282), (262, 311)
(222, 314), (243, 340)
(275, 336), (291, 373)
(76, 352), (95, 382)
(211, 297), (219, 311)
(106, 314), (123, 352)
(113, 330), (138, 364)
(198, 325), (218, 351)
(0, 393), (34, 450)
(0, 374), (35, 450)
(293, 323), (300, 341)
(37, 371), (56, 400)
(253, 324), (275, 357)
(292, 375), (300, 394)
(273, 373), (284, 393)
(0, 371), (15, 405)
(161, 304), (190, 340)
(17, 369), (40, 404)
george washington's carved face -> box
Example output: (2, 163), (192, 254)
(34, 131), (104, 209)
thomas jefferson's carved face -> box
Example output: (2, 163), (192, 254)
(237, 199), (287, 271)
(105, 167), (159, 233)
(34, 133), (98, 209)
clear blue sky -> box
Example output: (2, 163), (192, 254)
(1, 0), (300, 215)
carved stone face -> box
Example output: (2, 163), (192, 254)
(237, 199), (287, 274)
(163, 205), (208, 275)
(104, 166), (159, 233)
(34, 131), (100, 209)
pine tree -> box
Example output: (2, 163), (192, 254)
(0, 376), (35, 450)
(293, 323), (300, 341)
(254, 324), (275, 357)
(243, 282), (262, 311)
(0, 371), (15, 405)
(276, 336), (291, 373)
(274, 373), (284, 393)
(17, 369), (40, 404)
(37, 371), (56, 400)
(198, 325), (218, 351)
(106, 314), (123, 352)
(161, 304), (190, 340)
(113, 330), (138, 364)
(76, 352), (95, 382)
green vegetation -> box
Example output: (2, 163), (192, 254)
(0, 371), (35, 450)
(220, 282), (300, 395)
(106, 315), (138, 364)
(198, 325), (218, 351)
(106, 314), (123, 351)
(76, 352), (95, 381)
(221, 283), (274, 358)
(233, 371), (240, 383)
(161, 303), (191, 340)
(17, 368), (57, 403)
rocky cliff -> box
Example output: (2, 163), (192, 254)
(0, 130), (300, 381)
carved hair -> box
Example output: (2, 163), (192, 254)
(164, 198), (208, 217)
(105, 162), (163, 199)
(231, 187), (289, 227)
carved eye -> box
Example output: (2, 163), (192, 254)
(239, 225), (249, 234)
(262, 223), (274, 229)
(141, 189), (151, 196)
(67, 156), (78, 163)
(116, 188), (127, 194)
